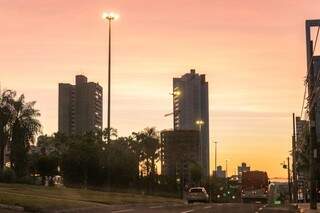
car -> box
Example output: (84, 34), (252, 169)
(186, 187), (209, 204)
(241, 171), (269, 203)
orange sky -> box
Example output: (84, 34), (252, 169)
(1, 0), (320, 178)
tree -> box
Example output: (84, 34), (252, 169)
(190, 162), (202, 185)
(102, 136), (139, 187)
(37, 154), (59, 185)
(10, 94), (41, 177)
(133, 128), (160, 177)
(0, 90), (16, 169)
(61, 133), (102, 187)
(132, 127), (160, 192)
(28, 134), (66, 185)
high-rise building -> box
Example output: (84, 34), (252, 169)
(173, 69), (209, 177)
(295, 116), (309, 200)
(213, 165), (226, 178)
(160, 130), (200, 185)
(58, 75), (103, 136)
(237, 162), (250, 177)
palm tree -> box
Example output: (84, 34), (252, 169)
(0, 90), (16, 169)
(133, 127), (160, 192)
(143, 128), (159, 179)
(10, 94), (41, 177)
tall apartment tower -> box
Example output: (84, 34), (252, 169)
(58, 75), (103, 136)
(173, 69), (209, 178)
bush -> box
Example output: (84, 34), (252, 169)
(16, 175), (35, 185)
(0, 167), (17, 183)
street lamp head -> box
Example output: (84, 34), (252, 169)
(196, 120), (204, 125)
(102, 12), (119, 20)
(173, 90), (181, 96)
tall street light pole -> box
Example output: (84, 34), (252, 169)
(196, 120), (204, 170)
(225, 159), (229, 178)
(102, 12), (119, 142)
(214, 141), (218, 176)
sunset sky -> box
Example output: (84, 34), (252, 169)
(1, 0), (320, 178)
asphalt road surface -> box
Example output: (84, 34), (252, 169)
(101, 203), (295, 213)
(0, 203), (295, 212)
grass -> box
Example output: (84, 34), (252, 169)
(0, 183), (181, 212)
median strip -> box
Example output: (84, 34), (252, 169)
(181, 210), (194, 213)
(149, 205), (164, 209)
(112, 209), (134, 213)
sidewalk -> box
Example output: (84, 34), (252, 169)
(299, 203), (320, 213)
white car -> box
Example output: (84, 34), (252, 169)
(186, 187), (209, 203)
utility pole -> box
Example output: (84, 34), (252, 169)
(287, 157), (292, 203)
(292, 113), (298, 203)
(282, 159), (292, 203)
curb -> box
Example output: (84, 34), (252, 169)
(49, 206), (108, 213)
(49, 202), (184, 213)
(0, 203), (24, 212)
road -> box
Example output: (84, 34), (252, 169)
(101, 203), (295, 213)
(0, 203), (296, 212)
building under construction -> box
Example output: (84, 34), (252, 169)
(160, 130), (200, 185)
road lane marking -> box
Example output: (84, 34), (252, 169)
(180, 210), (194, 213)
(112, 209), (134, 213)
(149, 205), (164, 209)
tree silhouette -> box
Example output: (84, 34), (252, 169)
(0, 90), (16, 169)
(10, 94), (41, 177)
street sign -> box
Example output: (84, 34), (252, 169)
(274, 200), (281, 205)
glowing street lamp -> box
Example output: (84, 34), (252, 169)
(173, 90), (181, 96)
(196, 120), (204, 126)
(102, 11), (119, 142)
(102, 12), (120, 20)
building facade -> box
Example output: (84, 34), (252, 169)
(295, 116), (309, 201)
(160, 130), (200, 185)
(173, 69), (209, 178)
(58, 75), (103, 136)
(237, 162), (250, 177)
(213, 165), (226, 178)
(305, 20), (320, 204)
